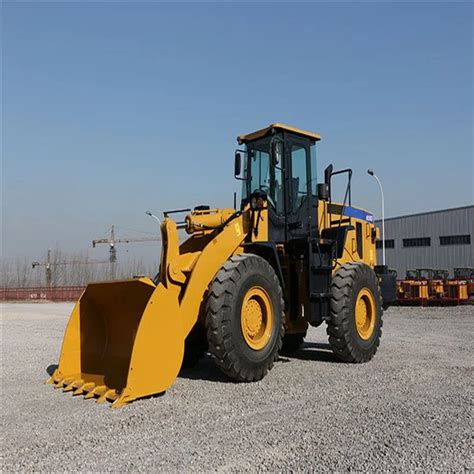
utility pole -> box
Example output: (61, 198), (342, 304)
(32, 250), (54, 289)
(110, 225), (117, 279)
(92, 225), (161, 280)
(46, 249), (52, 288)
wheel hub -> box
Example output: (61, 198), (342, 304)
(242, 299), (263, 337)
(240, 287), (273, 350)
(355, 288), (376, 340)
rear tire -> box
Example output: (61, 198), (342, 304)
(205, 254), (284, 382)
(327, 262), (383, 362)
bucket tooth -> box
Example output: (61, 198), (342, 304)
(49, 373), (63, 385)
(82, 382), (95, 393)
(74, 382), (94, 396)
(107, 391), (119, 402)
(111, 394), (128, 409)
(72, 379), (85, 389)
(84, 385), (106, 400)
(64, 379), (83, 392)
(94, 386), (108, 397)
(97, 389), (117, 404)
(54, 378), (67, 389)
(46, 369), (61, 385)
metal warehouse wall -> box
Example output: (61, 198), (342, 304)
(375, 206), (474, 278)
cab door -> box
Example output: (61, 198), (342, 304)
(285, 136), (314, 241)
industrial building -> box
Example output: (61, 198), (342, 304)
(375, 205), (473, 278)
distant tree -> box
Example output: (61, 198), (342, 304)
(1, 247), (159, 288)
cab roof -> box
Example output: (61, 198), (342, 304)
(237, 123), (321, 144)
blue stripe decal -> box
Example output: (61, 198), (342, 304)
(342, 206), (374, 223)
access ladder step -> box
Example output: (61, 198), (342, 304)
(311, 265), (333, 272)
(310, 238), (335, 245)
(330, 218), (351, 225)
(310, 292), (332, 301)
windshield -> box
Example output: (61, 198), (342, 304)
(242, 137), (284, 215)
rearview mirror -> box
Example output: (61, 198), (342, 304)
(324, 164), (333, 185)
(234, 152), (241, 176)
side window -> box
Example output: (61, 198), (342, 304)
(290, 145), (308, 211)
(250, 150), (270, 193)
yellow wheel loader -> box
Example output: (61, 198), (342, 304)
(48, 123), (396, 407)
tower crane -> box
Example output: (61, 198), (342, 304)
(92, 225), (161, 279)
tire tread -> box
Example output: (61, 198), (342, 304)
(327, 262), (383, 363)
(205, 253), (284, 382)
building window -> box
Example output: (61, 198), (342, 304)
(439, 235), (471, 246)
(376, 239), (395, 249)
(403, 237), (431, 248)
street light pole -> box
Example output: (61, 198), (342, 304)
(146, 211), (162, 227)
(367, 169), (385, 267)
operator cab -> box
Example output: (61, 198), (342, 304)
(235, 123), (321, 242)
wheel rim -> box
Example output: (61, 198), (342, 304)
(355, 288), (376, 340)
(240, 286), (273, 350)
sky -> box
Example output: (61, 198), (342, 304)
(2, 1), (473, 261)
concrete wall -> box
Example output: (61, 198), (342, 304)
(376, 206), (474, 278)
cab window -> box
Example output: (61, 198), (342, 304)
(290, 145), (308, 211)
(245, 139), (284, 216)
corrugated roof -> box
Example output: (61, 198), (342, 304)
(375, 205), (474, 223)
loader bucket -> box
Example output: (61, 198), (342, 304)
(47, 277), (184, 407)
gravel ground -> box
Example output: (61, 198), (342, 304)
(1, 302), (472, 472)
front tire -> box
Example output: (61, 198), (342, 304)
(327, 262), (383, 362)
(205, 254), (284, 382)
